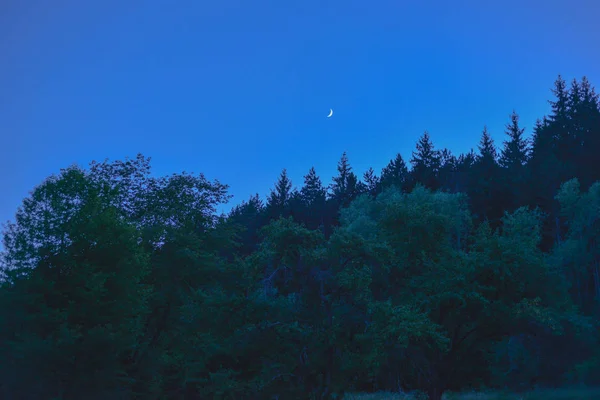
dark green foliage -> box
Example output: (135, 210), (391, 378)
(469, 127), (503, 225)
(362, 167), (380, 197)
(499, 111), (530, 212)
(228, 194), (266, 256)
(380, 153), (409, 191)
(297, 167), (328, 230)
(330, 152), (361, 208)
(2, 75), (600, 400)
(267, 169), (294, 220)
(0, 167), (152, 398)
(410, 131), (441, 191)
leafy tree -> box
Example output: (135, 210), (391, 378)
(337, 186), (580, 399)
(554, 179), (600, 315)
(0, 167), (151, 399)
(2, 74), (600, 399)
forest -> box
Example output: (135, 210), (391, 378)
(1, 75), (599, 400)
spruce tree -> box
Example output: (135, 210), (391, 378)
(380, 153), (408, 190)
(266, 169), (293, 219)
(362, 167), (380, 196)
(300, 167), (326, 207)
(299, 167), (327, 230)
(573, 77), (600, 187)
(330, 152), (359, 207)
(330, 152), (351, 200)
(549, 75), (569, 125)
(499, 111), (530, 211)
(229, 194), (265, 255)
(477, 126), (497, 165)
(499, 111), (529, 169)
(410, 131), (441, 190)
(438, 148), (458, 192)
(470, 127), (502, 224)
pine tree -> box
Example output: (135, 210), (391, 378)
(362, 167), (380, 196)
(499, 112), (530, 211)
(438, 148), (458, 192)
(266, 169), (293, 219)
(470, 127), (502, 223)
(528, 76), (581, 248)
(229, 194), (265, 255)
(477, 126), (497, 165)
(298, 167), (327, 230)
(330, 153), (351, 199)
(300, 167), (326, 207)
(330, 152), (359, 207)
(410, 131), (441, 190)
(380, 153), (408, 190)
(499, 112), (529, 169)
(549, 75), (569, 125)
(454, 150), (476, 194)
(573, 77), (600, 187)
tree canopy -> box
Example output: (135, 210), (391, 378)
(2, 75), (600, 400)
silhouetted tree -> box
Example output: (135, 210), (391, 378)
(298, 167), (327, 230)
(362, 167), (380, 197)
(499, 111), (530, 211)
(410, 131), (441, 190)
(380, 153), (409, 191)
(469, 126), (502, 224)
(266, 169), (293, 220)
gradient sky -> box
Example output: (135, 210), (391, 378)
(1, 0), (599, 227)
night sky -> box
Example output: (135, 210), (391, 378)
(1, 0), (599, 226)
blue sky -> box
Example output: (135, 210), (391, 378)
(1, 0), (599, 225)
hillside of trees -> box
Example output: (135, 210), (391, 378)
(1, 75), (600, 400)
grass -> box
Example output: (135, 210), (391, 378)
(346, 387), (600, 400)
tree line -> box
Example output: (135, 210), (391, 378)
(1, 75), (599, 400)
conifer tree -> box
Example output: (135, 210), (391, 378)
(330, 152), (359, 207)
(573, 77), (600, 187)
(300, 167), (326, 206)
(470, 127), (502, 223)
(499, 112), (530, 211)
(438, 148), (458, 192)
(410, 131), (441, 190)
(454, 150), (476, 194)
(362, 167), (380, 196)
(380, 153), (408, 190)
(266, 169), (293, 219)
(298, 167), (327, 230)
(550, 75), (569, 126)
(528, 76), (580, 248)
(499, 111), (529, 170)
(477, 126), (497, 165)
(229, 194), (265, 255)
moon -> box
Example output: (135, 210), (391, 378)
(327, 109), (333, 118)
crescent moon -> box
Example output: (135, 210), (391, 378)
(327, 109), (333, 118)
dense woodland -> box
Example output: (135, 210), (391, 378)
(1, 75), (600, 400)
